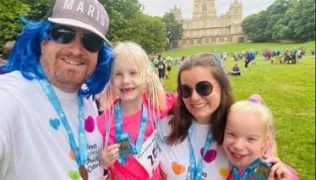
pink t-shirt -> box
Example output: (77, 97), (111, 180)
(97, 93), (176, 180)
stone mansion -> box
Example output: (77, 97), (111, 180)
(170, 0), (246, 48)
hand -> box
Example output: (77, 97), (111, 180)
(263, 155), (292, 180)
(101, 144), (120, 168)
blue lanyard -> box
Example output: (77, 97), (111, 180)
(232, 158), (264, 180)
(114, 101), (148, 155)
(39, 79), (87, 167)
(188, 124), (213, 180)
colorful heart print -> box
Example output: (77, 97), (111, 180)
(49, 118), (60, 130)
(69, 149), (76, 161)
(85, 116), (95, 133)
(171, 162), (185, 175)
(219, 168), (230, 178)
(200, 148), (217, 163)
(68, 170), (80, 180)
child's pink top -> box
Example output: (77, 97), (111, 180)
(97, 93), (176, 180)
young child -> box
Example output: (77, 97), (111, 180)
(97, 41), (176, 180)
(223, 94), (298, 180)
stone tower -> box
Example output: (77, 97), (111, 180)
(228, 1), (243, 35)
(170, 5), (183, 22)
(193, 0), (216, 20)
(169, 0), (246, 48)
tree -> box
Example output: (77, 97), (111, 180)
(100, 0), (143, 42)
(288, 0), (315, 41)
(242, 0), (315, 42)
(0, 0), (30, 47)
(242, 12), (267, 42)
(23, 0), (51, 21)
(100, 0), (166, 53)
(162, 12), (183, 43)
(0, 0), (169, 53)
(137, 14), (166, 54)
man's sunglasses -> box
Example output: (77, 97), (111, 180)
(178, 81), (213, 98)
(50, 25), (103, 53)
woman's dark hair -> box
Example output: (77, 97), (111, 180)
(167, 53), (234, 145)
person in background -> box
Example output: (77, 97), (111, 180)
(152, 55), (159, 75)
(229, 63), (241, 76)
(165, 55), (173, 79)
(0, 0), (112, 179)
(157, 54), (166, 87)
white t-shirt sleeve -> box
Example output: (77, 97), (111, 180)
(0, 90), (23, 175)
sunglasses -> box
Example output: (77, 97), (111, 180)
(50, 25), (103, 53)
(178, 81), (213, 98)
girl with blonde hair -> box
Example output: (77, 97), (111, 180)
(97, 41), (176, 180)
(223, 94), (298, 180)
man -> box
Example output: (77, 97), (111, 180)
(0, 0), (112, 179)
(230, 63), (241, 76)
(164, 55), (173, 79)
(157, 55), (165, 87)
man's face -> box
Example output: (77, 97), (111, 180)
(40, 25), (99, 93)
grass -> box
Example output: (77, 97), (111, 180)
(162, 41), (315, 180)
(163, 41), (315, 58)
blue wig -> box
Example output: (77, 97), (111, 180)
(4, 17), (113, 97)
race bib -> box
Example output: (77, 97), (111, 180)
(134, 131), (160, 178)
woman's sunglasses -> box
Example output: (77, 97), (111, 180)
(50, 25), (103, 53)
(178, 81), (213, 98)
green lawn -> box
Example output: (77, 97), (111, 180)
(163, 41), (315, 180)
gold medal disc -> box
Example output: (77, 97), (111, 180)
(79, 165), (88, 180)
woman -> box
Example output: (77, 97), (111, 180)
(158, 53), (234, 180)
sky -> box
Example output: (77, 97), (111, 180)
(138, 0), (275, 19)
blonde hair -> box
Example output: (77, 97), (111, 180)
(228, 96), (277, 156)
(99, 41), (166, 113)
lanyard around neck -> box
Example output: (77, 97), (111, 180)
(114, 101), (148, 154)
(188, 124), (213, 180)
(39, 79), (87, 167)
(232, 158), (266, 180)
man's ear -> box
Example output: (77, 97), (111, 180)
(40, 40), (48, 52)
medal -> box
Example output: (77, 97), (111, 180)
(114, 101), (148, 164)
(79, 165), (89, 180)
(39, 78), (88, 178)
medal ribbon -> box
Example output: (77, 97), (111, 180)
(39, 79), (87, 167)
(188, 124), (213, 180)
(232, 158), (265, 180)
(114, 101), (148, 162)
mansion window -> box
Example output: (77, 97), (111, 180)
(182, 40), (187, 45)
(204, 38), (209, 43)
(190, 39), (194, 44)
(212, 37), (216, 42)
(202, 3), (207, 11)
(219, 37), (224, 42)
(197, 39), (202, 44)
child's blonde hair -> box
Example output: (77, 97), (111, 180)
(99, 41), (166, 113)
(228, 94), (277, 156)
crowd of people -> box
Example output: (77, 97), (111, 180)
(0, 0), (304, 179)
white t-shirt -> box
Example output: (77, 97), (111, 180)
(0, 71), (104, 180)
(159, 117), (231, 180)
